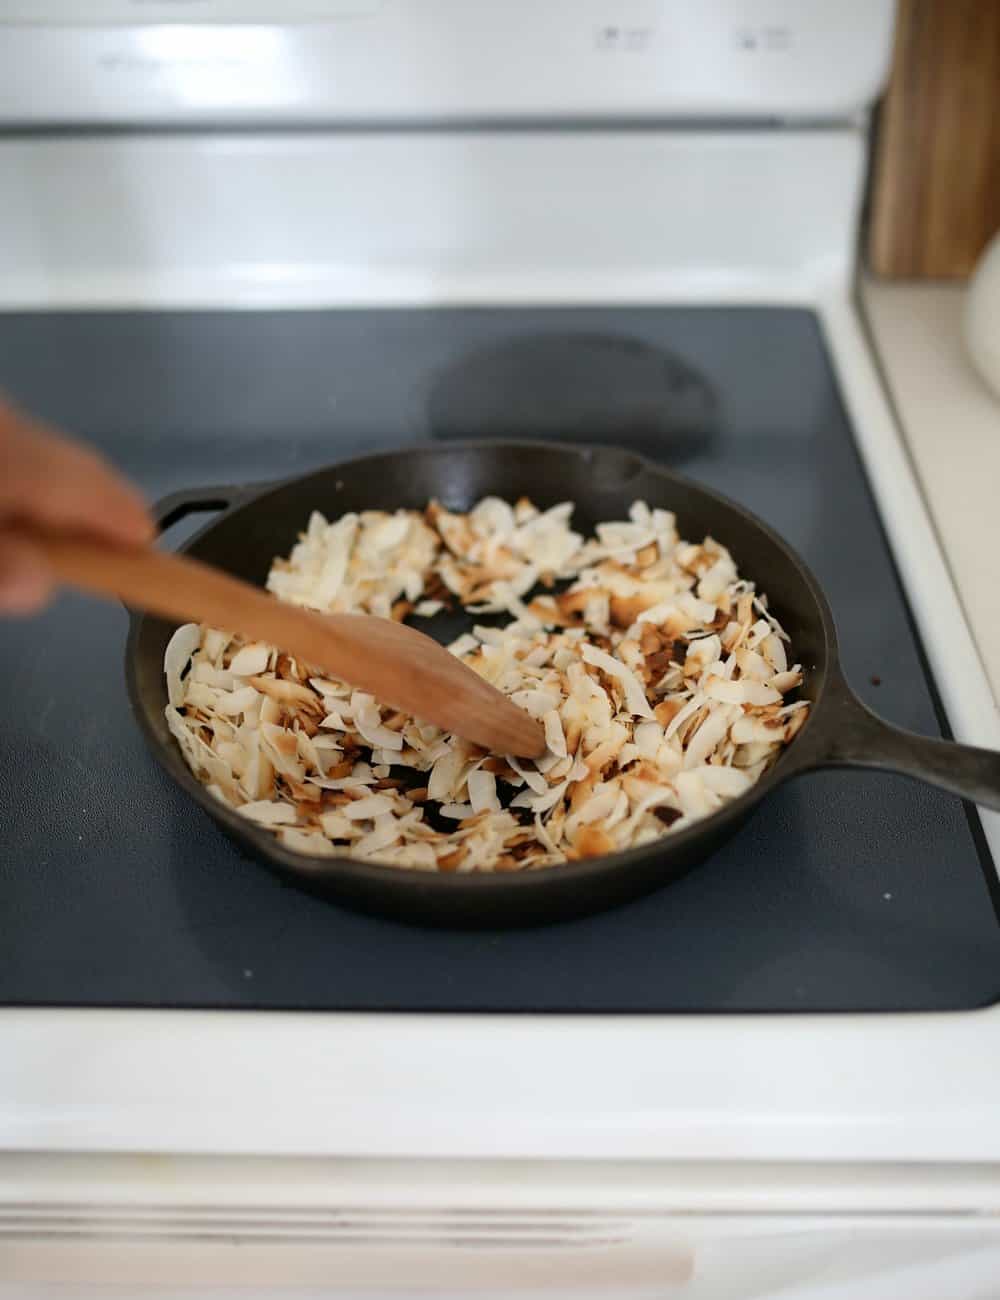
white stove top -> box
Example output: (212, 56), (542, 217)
(0, 115), (997, 1146)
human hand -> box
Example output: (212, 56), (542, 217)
(0, 398), (154, 614)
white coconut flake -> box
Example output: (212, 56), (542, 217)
(576, 783), (618, 826)
(238, 800), (299, 827)
(202, 627), (230, 662)
(467, 769), (501, 814)
(353, 699), (405, 751)
(697, 556), (736, 602)
(279, 827), (339, 858)
(674, 770), (720, 819)
(543, 709), (567, 758)
(191, 663), (235, 689)
(763, 632), (788, 673)
(213, 685), (260, 717)
(164, 623), (202, 708)
(343, 794), (396, 821)
(511, 778), (571, 814)
(440, 803), (475, 820)
(319, 810), (356, 839)
(428, 747), (466, 803)
(511, 688), (561, 719)
(700, 765), (753, 798)
(507, 756), (549, 796)
(229, 643), (271, 677)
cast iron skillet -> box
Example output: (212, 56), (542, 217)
(126, 441), (1000, 927)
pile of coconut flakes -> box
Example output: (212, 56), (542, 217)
(164, 496), (808, 872)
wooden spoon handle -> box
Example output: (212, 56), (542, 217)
(32, 533), (546, 758)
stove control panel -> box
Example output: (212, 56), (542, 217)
(0, 0), (894, 125)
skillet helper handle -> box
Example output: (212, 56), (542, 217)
(814, 679), (1000, 812)
(153, 485), (242, 533)
(152, 478), (282, 534)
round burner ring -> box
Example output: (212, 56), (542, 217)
(427, 332), (719, 454)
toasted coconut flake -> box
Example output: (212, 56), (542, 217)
(279, 827), (339, 857)
(685, 635), (722, 675)
(353, 814), (403, 857)
(580, 644), (654, 719)
(343, 793), (396, 820)
(663, 693), (703, 741)
(735, 647), (772, 681)
(704, 677), (782, 707)
(684, 706), (737, 770)
(731, 715), (784, 745)
(167, 495), (809, 873)
(249, 676), (322, 711)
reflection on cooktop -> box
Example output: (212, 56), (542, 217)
(428, 333), (719, 455)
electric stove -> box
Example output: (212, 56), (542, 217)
(2, 3), (1000, 1296)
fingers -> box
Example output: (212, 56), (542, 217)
(0, 534), (53, 615)
(0, 400), (155, 547)
(0, 397), (155, 617)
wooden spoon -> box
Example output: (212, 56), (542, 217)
(31, 532), (547, 758)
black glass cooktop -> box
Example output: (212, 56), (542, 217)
(1, 306), (997, 1012)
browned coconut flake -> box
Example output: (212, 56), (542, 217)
(163, 498), (809, 872)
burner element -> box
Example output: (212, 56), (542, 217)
(428, 333), (718, 455)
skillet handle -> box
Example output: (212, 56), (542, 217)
(807, 674), (1000, 812)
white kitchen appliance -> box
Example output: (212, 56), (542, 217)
(1, 2), (999, 1297)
